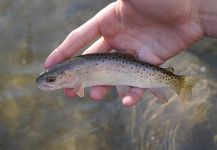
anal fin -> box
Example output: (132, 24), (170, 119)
(148, 88), (168, 103)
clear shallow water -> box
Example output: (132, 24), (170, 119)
(0, 0), (217, 150)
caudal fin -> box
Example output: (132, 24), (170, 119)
(174, 76), (200, 103)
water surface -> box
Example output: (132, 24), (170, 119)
(0, 0), (217, 150)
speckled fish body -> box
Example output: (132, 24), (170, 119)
(36, 53), (199, 102)
(69, 53), (175, 88)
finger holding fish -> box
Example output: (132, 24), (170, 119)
(43, 9), (104, 69)
(64, 88), (77, 99)
(90, 85), (112, 101)
(122, 87), (144, 107)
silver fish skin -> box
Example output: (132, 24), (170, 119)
(36, 53), (199, 102)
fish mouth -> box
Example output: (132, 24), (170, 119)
(36, 83), (58, 91)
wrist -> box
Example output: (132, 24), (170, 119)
(198, 0), (217, 38)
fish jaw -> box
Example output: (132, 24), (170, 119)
(36, 82), (61, 91)
(36, 68), (82, 91)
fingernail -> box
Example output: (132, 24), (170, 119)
(122, 96), (135, 107)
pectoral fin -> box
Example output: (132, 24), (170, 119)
(74, 82), (84, 97)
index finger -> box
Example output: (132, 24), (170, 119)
(44, 15), (101, 69)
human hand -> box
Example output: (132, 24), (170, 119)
(44, 0), (205, 106)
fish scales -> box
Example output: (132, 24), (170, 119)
(74, 53), (174, 88)
(36, 53), (199, 102)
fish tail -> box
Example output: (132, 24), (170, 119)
(174, 75), (200, 103)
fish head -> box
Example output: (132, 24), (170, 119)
(36, 64), (81, 91)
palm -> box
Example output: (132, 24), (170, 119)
(98, 0), (203, 65)
(44, 0), (204, 106)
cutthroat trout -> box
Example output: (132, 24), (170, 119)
(36, 53), (199, 102)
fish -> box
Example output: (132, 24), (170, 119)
(36, 52), (200, 102)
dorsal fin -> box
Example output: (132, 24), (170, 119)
(164, 67), (174, 73)
(112, 50), (138, 59)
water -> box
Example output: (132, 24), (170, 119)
(0, 0), (217, 150)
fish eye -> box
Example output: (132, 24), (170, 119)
(46, 76), (56, 82)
